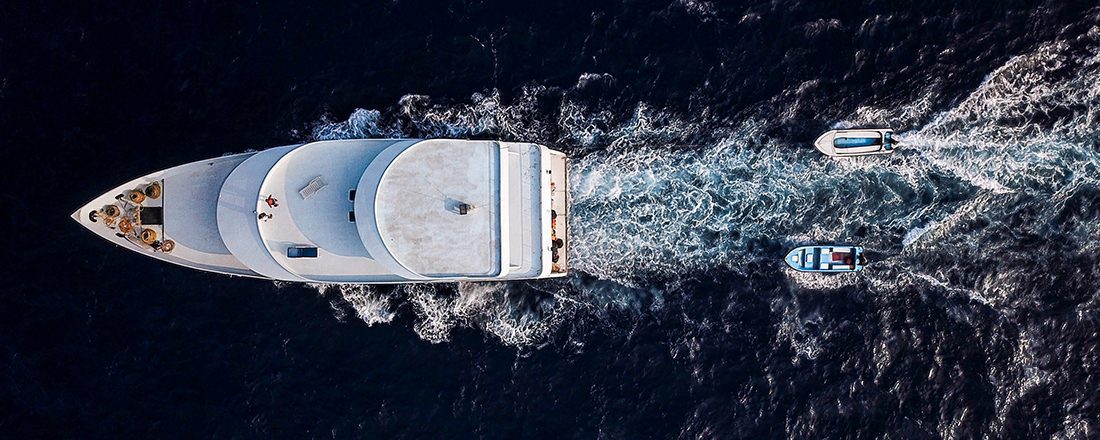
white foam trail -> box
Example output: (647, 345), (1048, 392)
(310, 284), (396, 326)
(313, 88), (553, 141)
(784, 269), (862, 291)
(567, 41), (1100, 280)
(675, 0), (718, 21)
(903, 39), (1100, 193)
(302, 31), (1100, 346)
(569, 120), (961, 281)
(405, 282), (578, 347)
(900, 222), (936, 248)
(900, 193), (992, 251)
(859, 35), (1100, 316)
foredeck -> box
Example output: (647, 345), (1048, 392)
(71, 153), (261, 277)
(161, 154), (259, 273)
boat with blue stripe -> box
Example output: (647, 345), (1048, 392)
(813, 128), (896, 157)
(785, 245), (867, 273)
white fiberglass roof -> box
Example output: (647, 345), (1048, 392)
(216, 145), (305, 281)
(371, 139), (502, 277)
(210, 139), (540, 281)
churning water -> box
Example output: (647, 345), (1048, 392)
(7, 1), (1100, 437)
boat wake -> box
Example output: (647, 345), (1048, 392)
(307, 31), (1100, 350)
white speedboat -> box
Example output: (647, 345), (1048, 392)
(813, 128), (896, 157)
(72, 139), (570, 283)
(785, 245), (866, 273)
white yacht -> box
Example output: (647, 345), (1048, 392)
(71, 139), (570, 283)
(813, 128), (896, 157)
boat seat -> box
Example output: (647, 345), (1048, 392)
(299, 176), (328, 199)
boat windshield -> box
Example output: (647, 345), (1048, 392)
(834, 137), (880, 148)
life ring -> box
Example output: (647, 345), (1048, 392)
(143, 182), (162, 199)
(117, 219), (133, 234)
(161, 239), (175, 252)
(128, 190), (146, 204)
(140, 228), (158, 245)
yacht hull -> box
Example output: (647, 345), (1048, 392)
(72, 140), (570, 283)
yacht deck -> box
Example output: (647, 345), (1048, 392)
(257, 139), (409, 282)
(71, 153), (261, 277)
(74, 139), (568, 282)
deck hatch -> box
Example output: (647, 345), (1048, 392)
(139, 206), (164, 225)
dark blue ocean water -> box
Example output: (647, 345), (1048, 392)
(4, 1), (1100, 438)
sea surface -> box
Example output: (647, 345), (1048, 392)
(3, 1), (1100, 438)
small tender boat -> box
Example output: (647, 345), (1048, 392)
(785, 245), (866, 273)
(813, 128), (896, 157)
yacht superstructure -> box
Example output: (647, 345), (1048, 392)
(72, 139), (569, 282)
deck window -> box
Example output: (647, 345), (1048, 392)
(287, 246), (318, 258)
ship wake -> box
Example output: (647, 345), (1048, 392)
(307, 31), (1100, 351)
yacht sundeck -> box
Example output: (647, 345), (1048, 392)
(72, 139), (570, 283)
(814, 128), (896, 157)
(785, 245), (866, 273)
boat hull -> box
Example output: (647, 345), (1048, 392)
(785, 245), (866, 273)
(72, 140), (570, 283)
(814, 129), (895, 157)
